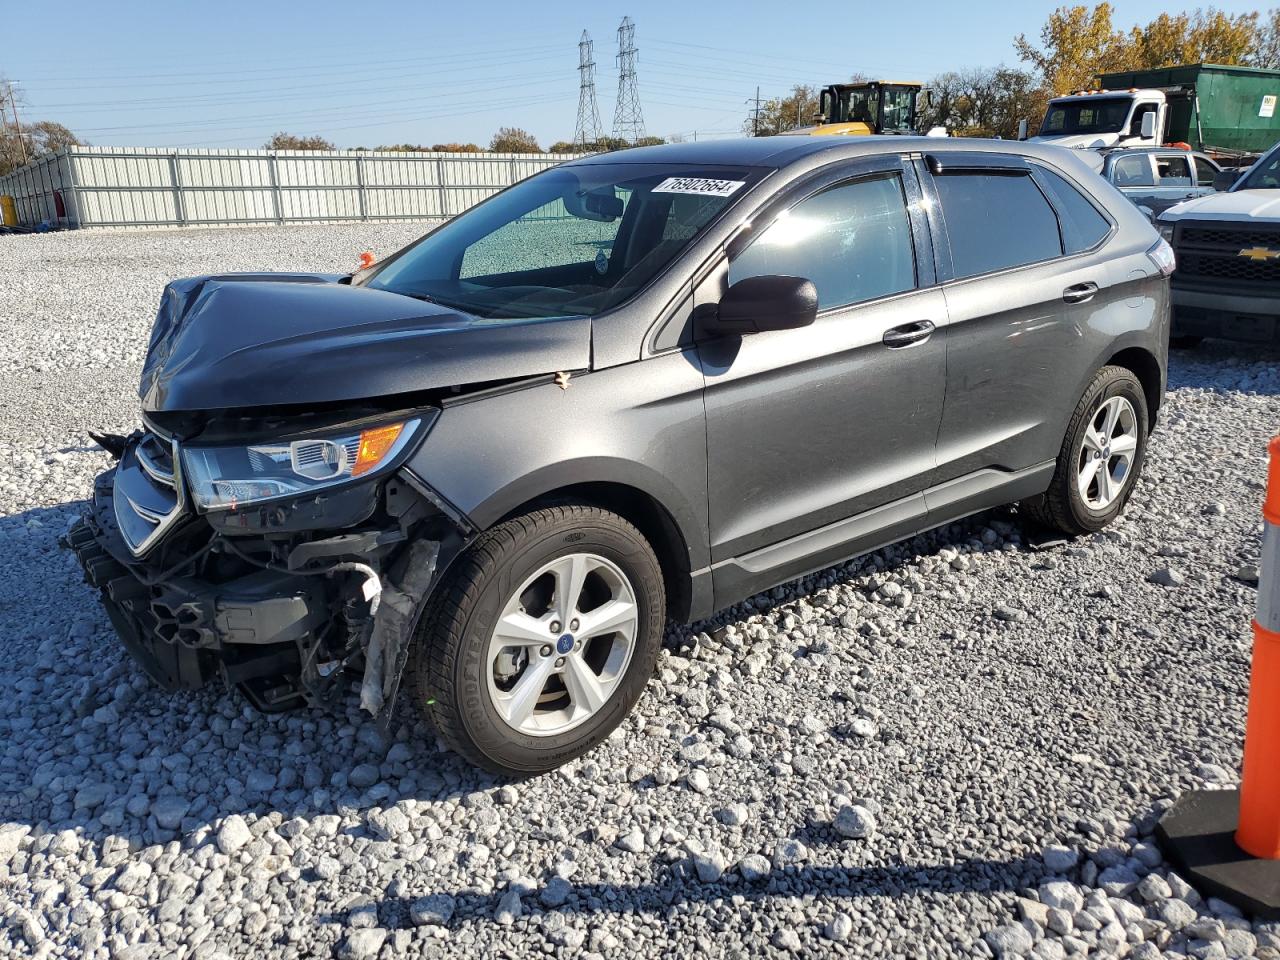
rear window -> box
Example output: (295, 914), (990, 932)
(1034, 166), (1112, 254)
(1192, 156), (1218, 187)
(933, 171), (1062, 279)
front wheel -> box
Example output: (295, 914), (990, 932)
(411, 504), (665, 775)
(1023, 365), (1149, 536)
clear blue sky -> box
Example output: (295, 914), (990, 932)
(0, 0), (1269, 149)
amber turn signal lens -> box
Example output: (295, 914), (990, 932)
(352, 423), (405, 476)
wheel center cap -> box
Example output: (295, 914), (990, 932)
(556, 634), (574, 655)
(1103, 445), (1112, 459)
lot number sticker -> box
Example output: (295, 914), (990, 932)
(1262, 95), (1277, 119)
(653, 177), (746, 197)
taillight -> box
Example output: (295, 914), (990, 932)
(1147, 237), (1176, 277)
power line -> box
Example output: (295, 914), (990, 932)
(611, 16), (646, 144)
(573, 30), (603, 148)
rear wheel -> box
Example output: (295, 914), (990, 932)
(411, 504), (665, 775)
(1023, 365), (1149, 536)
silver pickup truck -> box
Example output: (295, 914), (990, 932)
(1098, 147), (1222, 217)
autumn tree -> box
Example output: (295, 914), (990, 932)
(920, 67), (1046, 139)
(1128, 8), (1259, 66)
(489, 127), (541, 153)
(1017, 4), (1271, 95)
(0, 120), (84, 176)
(1255, 9), (1280, 67)
(746, 84), (820, 136)
(1014, 4), (1133, 94)
(264, 132), (335, 150)
(430, 142), (482, 153)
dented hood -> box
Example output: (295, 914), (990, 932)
(138, 274), (592, 413)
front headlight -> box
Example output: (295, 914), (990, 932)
(182, 418), (422, 511)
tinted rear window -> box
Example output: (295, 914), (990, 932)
(1034, 166), (1112, 254)
(933, 171), (1062, 279)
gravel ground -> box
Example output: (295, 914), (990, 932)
(2, 224), (1279, 960)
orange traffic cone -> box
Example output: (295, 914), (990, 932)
(1157, 437), (1280, 918)
(1237, 436), (1280, 859)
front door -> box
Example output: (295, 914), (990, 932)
(699, 157), (947, 597)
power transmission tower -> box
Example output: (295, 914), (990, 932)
(611, 16), (646, 144)
(748, 86), (763, 137)
(573, 31), (604, 149)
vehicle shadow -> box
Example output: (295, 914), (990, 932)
(324, 849), (1053, 931)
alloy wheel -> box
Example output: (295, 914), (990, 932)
(485, 553), (638, 737)
(1076, 395), (1139, 510)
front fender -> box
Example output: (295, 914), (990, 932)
(403, 353), (712, 573)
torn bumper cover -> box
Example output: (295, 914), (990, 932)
(67, 450), (449, 718)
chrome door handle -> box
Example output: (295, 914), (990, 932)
(882, 320), (935, 348)
(1063, 282), (1099, 304)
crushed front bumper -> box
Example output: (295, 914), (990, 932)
(68, 454), (450, 715)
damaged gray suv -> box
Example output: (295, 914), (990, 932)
(70, 137), (1172, 775)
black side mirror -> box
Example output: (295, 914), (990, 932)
(699, 275), (818, 338)
(1213, 169), (1242, 192)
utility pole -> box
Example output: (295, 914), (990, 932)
(748, 86), (763, 137)
(611, 16), (646, 144)
(2, 80), (28, 165)
(573, 31), (604, 149)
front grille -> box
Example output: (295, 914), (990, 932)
(1176, 252), (1280, 284)
(1173, 222), (1280, 292)
(112, 430), (186, 556)
(1179, 226), (1280, 247)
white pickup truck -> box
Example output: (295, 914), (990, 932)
(1156, 139), (1280, 346)
(1029, 89), (1169, 150)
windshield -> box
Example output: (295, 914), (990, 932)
(366, 163), (761, 319)
(1238, 146), (1280, 190)
(1039, 97), (1132, 136)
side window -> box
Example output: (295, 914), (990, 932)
(1193, 157), (1219, 186)
(1128, 103), (1158, 137)
(932, 171), (1063, 279)
(728, 173), (916, 311)
(1111, 154), (1155, 187)
(1155, 155), (1192, 186)
(1034, 166), (1112, 254)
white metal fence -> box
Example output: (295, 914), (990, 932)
(0, 145), (580, 230)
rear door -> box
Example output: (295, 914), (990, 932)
(699, 155), (946, 583)
(920, 152), (1117, 499)
(1147, 154), (1202, 216)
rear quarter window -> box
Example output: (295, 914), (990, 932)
(1033, 166), (1113, 254)
(933, 171), (1062, 280)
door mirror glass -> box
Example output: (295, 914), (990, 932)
(1140, 110), (1157, 140)
(701, 275), (818, 337)
(1213, 168), (1243, 192)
